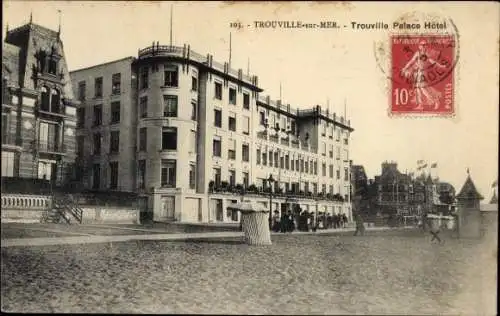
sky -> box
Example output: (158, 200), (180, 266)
(3, 1), (498, 200)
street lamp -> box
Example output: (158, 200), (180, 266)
(268, 174), (274, 229)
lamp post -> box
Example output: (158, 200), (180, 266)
(268, 174), (274, 229)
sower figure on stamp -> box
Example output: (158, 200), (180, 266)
(401, 39), (448, 110)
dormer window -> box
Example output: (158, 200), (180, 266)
(48, 59), (58, 75)
(39, 86), (61, 113)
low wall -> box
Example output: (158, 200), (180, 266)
(81, 206), (140, 224)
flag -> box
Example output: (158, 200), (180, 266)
(421, 163), (428, 168)
(431, 163), (437, 168)
(493, 180), (498, 188)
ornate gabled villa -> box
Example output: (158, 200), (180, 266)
(2, 21), (354, 224)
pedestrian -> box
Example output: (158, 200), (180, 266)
(287, 210), (295, 232)
(280, 212), (287, 233)
(429, 216), (442, 243)
(272, 210), (280, 232)
(353, 212), (365, 236)
(339, 213), (344, 228)
(342, 213), (348, 228)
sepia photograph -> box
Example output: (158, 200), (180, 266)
(1, 1), (498, 314)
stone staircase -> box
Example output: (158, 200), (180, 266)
(42, 195), (83, 224)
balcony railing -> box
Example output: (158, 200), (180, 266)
(38, 140), (66, 153)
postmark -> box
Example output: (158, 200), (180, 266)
(391, 35), (455, 114)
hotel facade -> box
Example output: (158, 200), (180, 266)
(70, 43), (354, 223)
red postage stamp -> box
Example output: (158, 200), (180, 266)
(390, 35), (455, 115)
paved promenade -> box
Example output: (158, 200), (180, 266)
(1, 225), (413, 247)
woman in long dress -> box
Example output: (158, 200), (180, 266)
(401, 40), (448, 110)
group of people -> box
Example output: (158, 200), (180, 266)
(271, 209), (349, 233)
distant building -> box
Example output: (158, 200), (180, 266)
(371, 161), (450, 216)
(351, 164), (368, 196)
(2, 21), (78, 186)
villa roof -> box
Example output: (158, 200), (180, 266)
(456, 174), (484, 200)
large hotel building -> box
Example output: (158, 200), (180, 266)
(70, 43), (354, 223)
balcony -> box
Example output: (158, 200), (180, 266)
(38, 140), (66, 155)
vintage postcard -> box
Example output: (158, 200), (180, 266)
(1, 1), (498, 315)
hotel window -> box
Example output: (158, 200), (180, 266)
(322, 142), (326, 156)
(336, 147), (341, 160)
(189, 164), (196, 189)
(312, 183), (317, 195)
(109, 161), (119, 189)
(313, 161), (317, 175)
(164, 64), (179, 87)
(190, 130), (196, 153)
(228, 114), (237, 132)
(93, 133), (101, 155)
(344, 138), (349, 145)
(322, 122), (327, 136)
(344, 167), (349, 181)
(77, 107), (85, 128)
(139, 128), (147, 151)
(139, 96), (148, 118)
(284, 155), (289, 169)
(163, 95), (178, 117)
(243, 172), (249, 188)
(161, 159), (176, 187)
(322, 184), (326, 194)
(295, 159), (299, 171)
(214, 109), (222, 127)
(37, 161), (53, 180)
(229, 170), (236, 186)
(336, 168), (341, 179)
(228, 139), (236, 160)
(256, 149), (261, 164)
(243, 93), (250, 109)
(92, 164), (100, 189)
(191, 101), (197, 121)
(229, 87), (237, 105)
(291, 157), (294, 171)
(242, 144), (249, 162)
(304, 182), (309, 193)
(50, 89), (61, 113)
(140, 67), (149, 89)
(214, 82), (222, 100)
(268, 151), (273, 167)
(191, 76), (198, 92)
(1, 152), (14, 177)
(291, 121), (296, 135)
(304, 160), (309, 173)
(336, 129), (341, 141)
(94, 77), (103, 98)
(259, 111), (266, 126)
(329, 165), (334, 178)
(329, 145), (334, 158)
(162, 127), (177, 150)
(274, 152), (279, 167)
(329, 185), (334, 194)
(138, 160), (146, 189)
(110, 101), (120, 124)
(78, 81), (86, 101)
(242, 116), (250, 135)
(109, 131), (120, 153)
(329, 126), (334, 138)
(93, 105), (102, 126)
(262, 152), (267, 166)
(76, 136), (84, 156)
(213, 138), (221, 157)
(322, 163), (326, 177)
(213, 167), (221, 186)
(111, 73), (121, 95)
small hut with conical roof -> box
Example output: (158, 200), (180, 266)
(455, 170), (484, 238)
